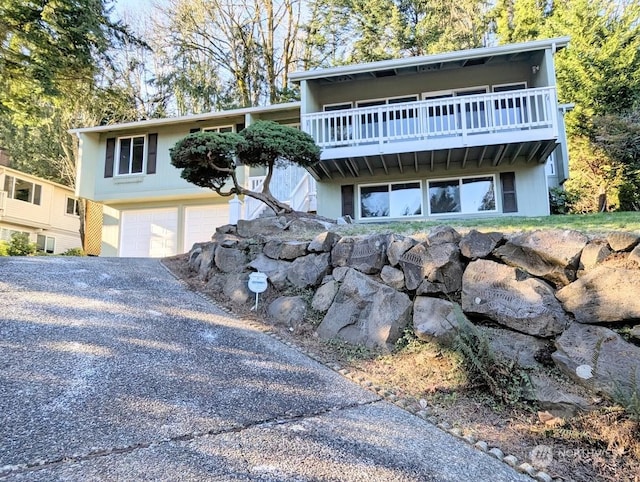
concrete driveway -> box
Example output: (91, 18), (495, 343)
(0, 257), (531, 481)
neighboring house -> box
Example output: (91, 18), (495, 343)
(290, 37), (571, 221)
(73, 37), (571, 257)
(0, 165), (82, 254)
(72, 103), (310, 257)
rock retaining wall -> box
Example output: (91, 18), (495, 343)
(187, 216), (640, 415)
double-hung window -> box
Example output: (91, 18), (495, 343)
(118, 135), (146, 175)
(36, 234), (55, 254)
(3, 175), (42, 205)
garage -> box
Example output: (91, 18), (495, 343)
(120, 208), (178, 258)
(184, 205), (229, 252)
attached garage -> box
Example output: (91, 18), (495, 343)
(120, 208), (178, 258)
(183, 205), (229, 252)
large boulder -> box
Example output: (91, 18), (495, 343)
(607, 231), (640, 252)
(317, 269), (412, 351)
(285, 216), (335, 233)
(413, 297), (460, 345)
(461, 259), (570, 337)
(214, 246), (247, 273)
(263, 240), (309, 260)
(556, 266), (640, 323)
(387, 234), (417, 267)
(311, 279), (339, 312)
(476, 326), (549, 369)
(399, 242), (463, 292)
(427, 225), (461, 246)
(237, 216), (288, 238)
(525, 374), (595, 418)
(630, 245), (640, 265)
(331, 235), (389, 274)
(198, 242), (217, 280)
(493, 229), (588, 286)
(286, 253), (331, 288)
(578, 240), (611, 273)
(459, 230), (503, 260)
(380, 265), (405, 290)
(552, 323), (640, 400)
(267, 296), (307, 327)
(248, 254), (291, 290)
(206, 273), (253, 306)
(308, 231), (341, 253)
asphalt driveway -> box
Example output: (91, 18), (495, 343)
(0, 257), (531, 481)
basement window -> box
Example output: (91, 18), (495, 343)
(428, 176), (496, 215)
(359, 181), (423, 219)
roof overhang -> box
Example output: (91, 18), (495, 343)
(69, 102), (301, 135)
(290, 37), (570, 85)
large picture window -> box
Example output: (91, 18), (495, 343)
(428, 176), (496, 214)
(117, 135), (146, 175)
(3, 175), (42, 205)
(360, 181), (422, 219)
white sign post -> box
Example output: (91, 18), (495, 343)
(248, 272), (268, 311)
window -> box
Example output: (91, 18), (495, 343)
(428, 176), (496, 215)
(66, 197), (80, 216)
(36, 234), (55, 254)
(0, 228), (29, 242)
(356, 96), (418, 141)
(117, 136), (146, 175)
(3, 175), (42, 205)
(360, 181), (423, 219)
(203, 126), (234, 133)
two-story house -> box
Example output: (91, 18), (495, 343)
(72, 103), (306, 257)
(0, 165), (82, 254)
(290, 37), (570, 222)
(73, 37), (570, 257)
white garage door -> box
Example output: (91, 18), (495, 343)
(120, 208), (178, 258)
(184, 205), (229, 252)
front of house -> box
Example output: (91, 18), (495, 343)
(73, 37), (570, 257)
(291, 37), (570, 222)
(0, 166), (82, 254)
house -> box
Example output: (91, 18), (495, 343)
(72, 103), (310, 257)
(73, 37), (570, 257)
(290, 37), (571, 221)
(0, 164), (82, 254)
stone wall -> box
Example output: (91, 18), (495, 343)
(187, 216), (640, 415)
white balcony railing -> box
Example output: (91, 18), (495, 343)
(302, 87), (558, 150)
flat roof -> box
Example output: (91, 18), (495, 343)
(290, 37), (570, 83)
(69, 102), (301, 135)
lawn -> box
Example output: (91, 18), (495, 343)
(337, 211), (640, 236)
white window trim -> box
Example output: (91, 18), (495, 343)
(65, 197), (80, 217)
(322, 102), (353, 111)
(202, 125), (235, 133)
(427, 174), (498, 216)
(115, 134), (147, 177)
(36, 234), (56, 254)
(422, 90), (454, 100)
(492, 82), (527, 92)
(356, 95), (419, 108)
(358, 180), (424, 220)
(4, 175), (42, 205)
(453, 85), (490, 96)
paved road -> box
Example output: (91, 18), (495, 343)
(0, 257), (531, 481)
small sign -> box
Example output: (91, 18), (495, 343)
(248, 272), (268, 293)
(248, 272), (268, 311)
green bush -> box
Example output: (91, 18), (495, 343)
(0, 241), (8, 256)
(7, 232), (36, 256)
(549, 187), (578, 214)
(61, 247), (86, 256)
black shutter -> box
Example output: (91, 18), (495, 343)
(105, 138), (116, 178)
(189, 128), (201, 133)
(236, 123), (246, 132)
(341, 184), (355, 217)
(146, 133), (158, 174)
(500, 172), (518, 213)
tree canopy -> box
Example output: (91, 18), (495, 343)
(170, 121), (320, 213)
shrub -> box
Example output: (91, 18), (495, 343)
(0, 241), (8, 256)
(7, 232), (36, 256)
(61, 247), (86, 256)
(549, 186), (578, 214)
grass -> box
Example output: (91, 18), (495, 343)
(335, 212), (640, 237)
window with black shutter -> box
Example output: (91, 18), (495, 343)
(341, 185), (354, 217)
(105, 138), (116, 178)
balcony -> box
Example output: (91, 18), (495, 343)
(301, 87), (560, 179)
